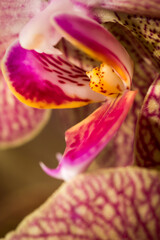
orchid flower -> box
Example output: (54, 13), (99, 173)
(0, 0), (51, 149)
(1, 0), (160, 239)
(1, 0), (137, 180)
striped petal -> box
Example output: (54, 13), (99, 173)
(41, 90), (136, 180)
(1, 41), (105, 109)
(52, 13), (133, 89)
(135, 74), (160, 170)
(0, 75), (51, 149)
(3, 167), (160, 240)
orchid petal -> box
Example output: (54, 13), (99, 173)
(89, 22), (158, 168)
(135, 74), (160, 169)
(41, 90), (136, 180)
(19, 0), (73, 54)
(75, 0), (160, 17)
(2, 41), (105, 109)
(0, 75), (51, 149)
(52, 13), (133, 89)
(4, 167), (160, 240)
(95, 10), (160, 69)
(0, 0), (48, 60)
(57, 38), (101, 71)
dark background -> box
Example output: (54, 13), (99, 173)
(0, 112), (65, 237)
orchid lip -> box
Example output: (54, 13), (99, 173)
(51, 13), (134, 89)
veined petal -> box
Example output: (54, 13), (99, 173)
(0, 75), (51, 149)
(4, 167), (160, 240)
(135, 74), (160, 169)
(1, 41), (105, 109)
(41, 90), (136, 180)
(52, 14), (133, 88)
(74, 0), (160, 17)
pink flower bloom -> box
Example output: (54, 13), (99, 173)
(1, 1), (160, 239)
(1, 0), (136, 180)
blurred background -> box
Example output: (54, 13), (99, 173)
(0, 103), (115, 237)
(0, 111), (65, 237)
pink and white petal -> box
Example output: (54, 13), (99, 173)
(19, 0), (73, 54)
(0, 0), (48, 59)
(135, 74), (160, 169)
(4, 167), (160, 240)
(41, 90), (136, 180)
(0, 75), (51, 149)
(2, 41), (105, 109)
(74, 0), (160, 17)
(52, 13), (133, 88)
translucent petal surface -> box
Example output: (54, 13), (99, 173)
(0, 75), (51, 149)
(52, 13), (133, 88)
(41, 91), (136, 180)
(135, 75), (160, 169)
(19, 0), (73, 54)
(2, 41), (105, 109)
(4, 167), (160, 240)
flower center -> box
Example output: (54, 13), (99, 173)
(86, 63), (126, 97)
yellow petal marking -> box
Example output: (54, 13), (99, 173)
(86, 63), (126, 97)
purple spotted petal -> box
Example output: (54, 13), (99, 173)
(135, 74), (160, 169)
(52, 13), (133, 87)
(0, 75), (51, 149)
(4, 167), (160, 240)
(75, 0), (160, 17)
(95, 10), (160, 68)
(2, 41), (105, 109)
(41, 91), (136, 180)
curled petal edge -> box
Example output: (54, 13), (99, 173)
(41, 90), (137, 181)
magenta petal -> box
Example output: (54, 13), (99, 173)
(135, 74), (160, 169)
(52, 13), (133, 87)
(4, 167), (160, 240)
(2, 41), (105, 109)
(0, 76), (51, 149)
(41, 91), (136, 180)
